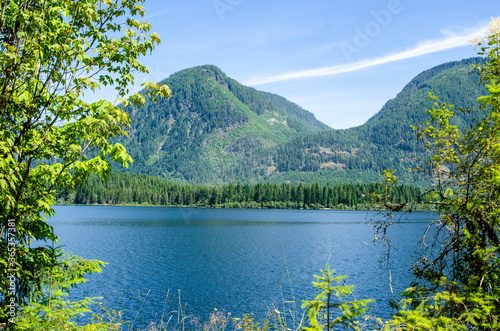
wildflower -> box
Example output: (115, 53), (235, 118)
(470, 17), (500, 48)
(487, 16), (500, 36)
(469, 36), (484, 48)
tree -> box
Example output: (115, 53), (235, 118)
(0, 0), (170, 328)
(302, 263), (373, 331)
(373, 17), (500, 329)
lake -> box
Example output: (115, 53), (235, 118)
(48, 206), (435, 328)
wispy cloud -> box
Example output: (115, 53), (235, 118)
(244, 24), (488, 86)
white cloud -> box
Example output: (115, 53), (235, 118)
(244, 24), (489, 86)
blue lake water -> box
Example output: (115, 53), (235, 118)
(48, 206), (436, 328)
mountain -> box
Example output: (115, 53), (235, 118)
(263, 57), (487, 185)
(118, 65), (331, 183)
(117, 58), (487, 185)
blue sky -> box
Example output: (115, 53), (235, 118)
(116, 0), (499, 129)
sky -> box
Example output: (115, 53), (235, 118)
(100, 0), (500, 129)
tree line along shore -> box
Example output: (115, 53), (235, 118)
(56, 171), (424, 210)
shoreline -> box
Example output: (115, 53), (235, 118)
(54, 202), (436, 212)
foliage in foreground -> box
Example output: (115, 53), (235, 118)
(372, 17), (500, 330)
(302, 264), (373, 331)
(0, 0), (169, 329)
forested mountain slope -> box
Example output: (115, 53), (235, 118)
(261, 57), (488, 185)
(117, 58), (487, 185)
(118, 65), (331, 183)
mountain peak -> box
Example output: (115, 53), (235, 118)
(120, 64), (330, 183)
(167, 64), (226, 80)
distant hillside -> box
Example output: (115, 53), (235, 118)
(117, 65), (331, 183)
(262, 57), (487, 185)
(116, 58), (487, 185)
